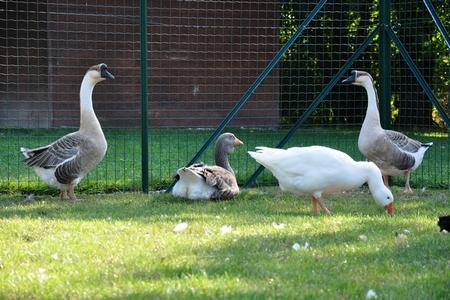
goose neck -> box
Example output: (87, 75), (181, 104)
(362, 82), (381, 127)
(215, 147), (233, 174)
(79, 75), (101, 133)
(364, 162), (384, 190)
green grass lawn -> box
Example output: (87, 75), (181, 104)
(1, 127), (449, 193)
(0, 187), (449, 299)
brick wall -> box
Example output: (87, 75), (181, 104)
(2, 1), (280, 128)
(147, 0), (280, 127)
(0, 1), (50, 128)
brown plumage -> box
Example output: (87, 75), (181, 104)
(343, 70), (432, 193)
(21, 63), (114, 200)
(192, 164), (239, 200)
(172, 133), (243, 200)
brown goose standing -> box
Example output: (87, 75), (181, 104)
(342, 70), (432, 193)
(20, 63), (114, 200)
(172, 133), (243, 200)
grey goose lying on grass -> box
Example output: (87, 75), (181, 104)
(342, 70), (432, 193)
(172, 133), (244, 200)
(21, 63), (115, 201)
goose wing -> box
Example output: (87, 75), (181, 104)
(384, 130), (422, 153)
(192, 165), (239, 200)
(23, 133), (84, 184)
(368, 133), (415, 171)
(22, 133), (82, 168)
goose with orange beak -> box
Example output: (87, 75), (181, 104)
(248, 145), (394, 215)
(172, 133), (243, 200)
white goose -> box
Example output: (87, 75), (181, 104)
(21, 63), (114, 200)
(248, 146), (394, 215)
(172, 133), (243, 200)
(342, 70), (433, 193)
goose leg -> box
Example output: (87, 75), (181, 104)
(403, 171), (413, 194)
(313, 196), (331, 215)
(67, 185), (78, 201)
(59, 190), (67, 199)
(311, 196), (319, 214)
(383, 175), (390, 187)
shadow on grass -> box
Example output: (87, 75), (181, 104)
(0, 188), (448, 223)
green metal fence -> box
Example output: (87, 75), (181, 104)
(1, 0), (449, 195)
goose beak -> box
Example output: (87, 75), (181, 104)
(234, 138), (244, 146)
(384, 202), (394, 215)
(342, 71), (356, 84)
(101, 67), (115, 79)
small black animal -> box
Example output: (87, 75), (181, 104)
(437, 215), (450, 232)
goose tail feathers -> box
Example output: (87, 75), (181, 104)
(247, 150), (267, 166)
(20, 145), (51, 165)
(176, 167), (203, 184)
(247, 151), (261, 161)
(248, 147), (282, 166)
(20, 147), (31, 159)
(421, 142), (433, 148)
(254, 146), (278, 154)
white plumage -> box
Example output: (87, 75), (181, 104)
(248, 145), (394, 215)
(172, 166), (217, 200)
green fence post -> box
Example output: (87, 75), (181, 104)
(140, 0), (149, 193)
(379, 0), (391, 129)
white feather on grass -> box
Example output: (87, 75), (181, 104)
(173, 221), (188, 233)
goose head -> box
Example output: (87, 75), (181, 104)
(342, 70), (373, 88)
(214, 133), (244, 173)
(216, 133), (244, 154)
(371, 185), (394, 215)
(86, 63), (115, 83)
(365, 162), (394, 215)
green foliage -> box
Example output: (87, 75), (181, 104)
(0, 188), (448, 298)
(427, 1), (450, 128)
(279, 0), (450, 128)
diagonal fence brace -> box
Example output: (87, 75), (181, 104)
(387, 26), (450, 128)
(422, 0), (450, 50)
(244, 25), (380, 188)
(166, 0), (328, 192)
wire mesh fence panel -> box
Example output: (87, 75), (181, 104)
(0, 1), (142, 193)
(1, 0), (449, 194)
(147, 0), (283, 187)
(147, 0), (382, 187)
(148, 0), (449, 189)
(388, 0), (450, 188)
